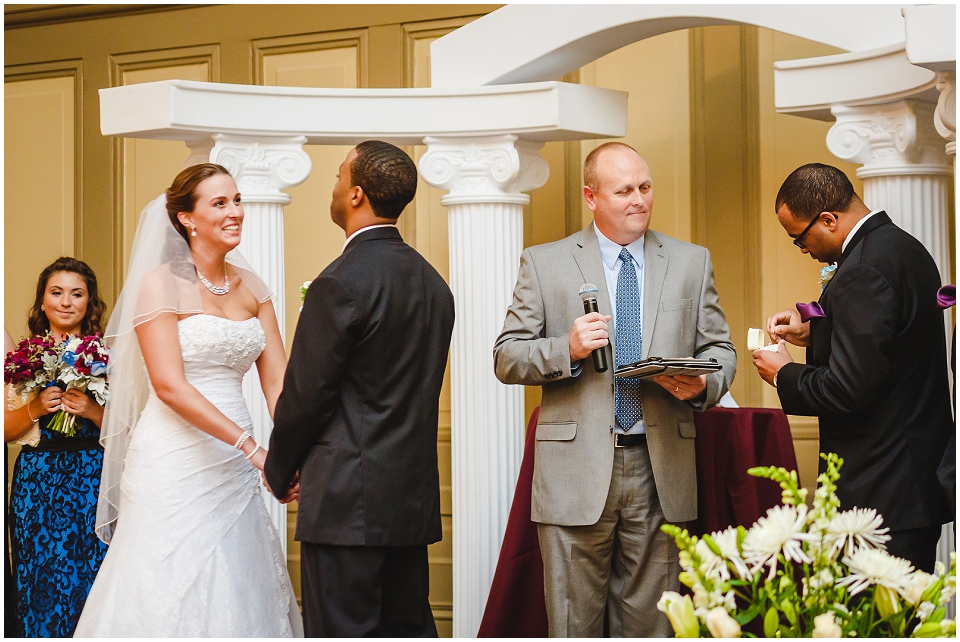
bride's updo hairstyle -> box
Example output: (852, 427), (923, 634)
(165, 163), (233, 245)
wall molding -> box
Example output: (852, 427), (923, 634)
(4, 5), (205, 30)
(5, 59), (84, 259)
(252, 29), (369, 88)
(401, 16), (483, 89)
(740, 25), (764, 408)
(689, 28), (708, 249)
(108, 44), (220, 291)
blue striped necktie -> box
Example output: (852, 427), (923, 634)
(615, 247), (643, 430)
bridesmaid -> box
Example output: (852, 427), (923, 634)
(5, 257), (108, 637)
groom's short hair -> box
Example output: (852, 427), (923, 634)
(776, 163), (856, 222)
(351, 141), (418, 220)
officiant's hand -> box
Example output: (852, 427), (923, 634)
(569, 313), (611, 362)
(653, 373), (707, 401)
(753, 341), (793, 387)
(767, 309), (810, 347)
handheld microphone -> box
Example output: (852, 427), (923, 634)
(578, 283), (608, 373)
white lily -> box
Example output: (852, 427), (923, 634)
(705, 607), (741, 638)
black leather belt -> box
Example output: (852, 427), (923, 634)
(614, 433), (647, 448)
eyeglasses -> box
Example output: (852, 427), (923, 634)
(793, 215), (822, 249)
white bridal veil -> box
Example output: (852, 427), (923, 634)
(96, 193), (271, 543)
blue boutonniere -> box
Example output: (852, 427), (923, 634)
(819, 263), (837, 292)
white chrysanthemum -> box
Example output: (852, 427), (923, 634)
(825, 507), (890, 558)
(711, 527), (750, 580)
(836, 547), (915, 597)
(743, 504), (815, 580)
(696, 539), (727, 582)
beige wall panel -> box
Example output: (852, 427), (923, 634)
(258, 43), (359, 348)
(118, 62), (211, 284)
(692, 26), (761, 408)
(4, 75), (75, 339)
(580, 31), (693, 243)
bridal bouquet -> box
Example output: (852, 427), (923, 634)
(4, 333), (110, 437)
(658, 453), (956, 638)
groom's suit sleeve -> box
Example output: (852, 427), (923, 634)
(265, 273), (356, 496)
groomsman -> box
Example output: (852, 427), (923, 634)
(753, 163), (952, 572)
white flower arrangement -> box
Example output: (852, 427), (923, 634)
(658, 453), (957, 638)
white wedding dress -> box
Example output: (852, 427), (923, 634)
(76, 315), (303, 637)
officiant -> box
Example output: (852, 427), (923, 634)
(752, 163), (953, 573)
(493, 142), (736, 637)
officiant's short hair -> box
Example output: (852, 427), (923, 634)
(776, 163), (856, 222)
(351, 140), (417, 220)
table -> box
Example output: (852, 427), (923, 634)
(477, 406), (799, 637)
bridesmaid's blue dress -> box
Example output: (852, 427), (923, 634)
(10, 414), (107, 638)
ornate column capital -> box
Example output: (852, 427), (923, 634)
(188, 134), (314, 203)
(419, 135), (550, 206)
(934, 71), (956, 156)
(827, 100), (952, 178)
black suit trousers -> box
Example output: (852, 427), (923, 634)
(886, 527), (942, 574)
(301, 542), (437, 637)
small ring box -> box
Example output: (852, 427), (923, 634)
(748, 328), (780, 352)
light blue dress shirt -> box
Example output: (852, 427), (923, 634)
(573, 227), (646, 434)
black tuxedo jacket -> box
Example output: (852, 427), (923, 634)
(265, 226), (455, 547)
(777, 212), (953, 531)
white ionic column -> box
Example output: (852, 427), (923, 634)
(419, 135), (549, 637)
(934, 71), (956, 161)
(827, 100), (954, 285)
(194, 133), (312, 554)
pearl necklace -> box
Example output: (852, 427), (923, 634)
(196, 265), (230, 295)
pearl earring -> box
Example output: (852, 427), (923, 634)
(190, 227), (197, 237)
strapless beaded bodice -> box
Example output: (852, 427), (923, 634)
(177, 315), (265, 385)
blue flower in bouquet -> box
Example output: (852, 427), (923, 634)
(90, 361), (107, 377)
(62, 350), (77, 367)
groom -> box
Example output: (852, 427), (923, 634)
(265, 141), (455, 636)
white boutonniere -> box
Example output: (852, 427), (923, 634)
(820, 263), (837, 289)
(299, 280), (312, 312)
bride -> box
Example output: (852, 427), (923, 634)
(76, 164), (303, 636)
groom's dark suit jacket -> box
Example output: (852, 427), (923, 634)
(265, 226), (454, 546)
(777, 212), (953, 532)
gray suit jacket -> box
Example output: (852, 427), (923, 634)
(493, 224), (736, 525)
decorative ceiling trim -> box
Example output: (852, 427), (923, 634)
(4, 4), (210, 30)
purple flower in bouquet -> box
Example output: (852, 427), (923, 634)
(4, 333), (60, 403)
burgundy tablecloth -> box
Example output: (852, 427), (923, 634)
(477, 406), (798, 638)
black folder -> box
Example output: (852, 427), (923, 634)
(614, 356), (721, 379)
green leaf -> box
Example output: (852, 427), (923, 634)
(763, 607), (779, 638)
(781, 598), (797, 625)
(926, 607), (946, 624)
(735, 604), (761, 626)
